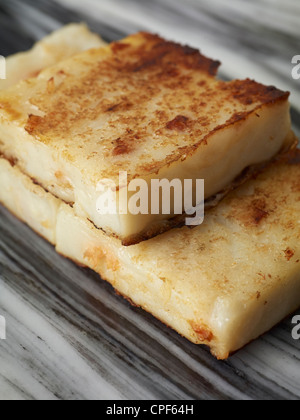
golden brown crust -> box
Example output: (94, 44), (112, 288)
(120, 33), (221, 75)
(0, 151), (18, 167)
(83, 246), (120, 272)
(219, 79), (290, 106)
(225, 150), (300, 238)
(25, 114), (43, 135)
(0, 100), (23, 120)
(190, 321), (214, 342)
(284, 248), (295, 261)
(2, 31), (288, 183)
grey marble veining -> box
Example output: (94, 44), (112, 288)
(0, 0), (300, 400)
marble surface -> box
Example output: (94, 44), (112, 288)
(0, 0), (300, 400)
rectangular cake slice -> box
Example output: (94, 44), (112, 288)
(0, 23), (106, 90)
(1, 150), (299, 359)
(0, 32), (294, 245)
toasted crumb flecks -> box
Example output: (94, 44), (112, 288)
(0, 32), (289, 185)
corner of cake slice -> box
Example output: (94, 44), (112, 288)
(0, 23), (106, 90)
(0, 32), (294, 245)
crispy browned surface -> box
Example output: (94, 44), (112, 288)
(0, 32), (289, 185)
